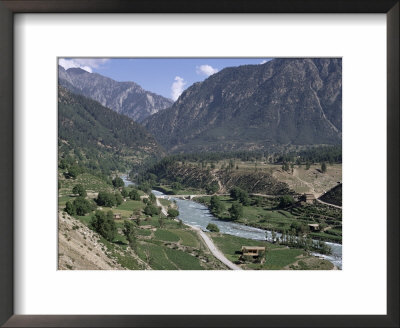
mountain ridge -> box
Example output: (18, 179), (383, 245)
(144, 58), (342, 153)
(58, 66), (173, 122)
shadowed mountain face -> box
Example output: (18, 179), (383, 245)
(58, 87), (164, 172)
(58, 66), (173, 122)
(144, 58), (342, 153)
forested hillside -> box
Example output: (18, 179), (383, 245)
(58, 87), (163, 175)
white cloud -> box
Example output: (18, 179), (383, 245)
(171, 76), (186, 101)
(260, 59), (272, 64)
(58, 58), (109, 73)
(196, 64), (219, 76)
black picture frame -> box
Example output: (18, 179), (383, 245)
(0, 1), (398, 327)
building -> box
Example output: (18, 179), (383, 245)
(113, 213), (122, 220)
(308, 223), (320, 231)
(240, 246), (266, 263)
(301, 193), (315, 204)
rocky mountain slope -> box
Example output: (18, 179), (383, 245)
(148, 160), (292, 195)
(144, 58), (342, 152)
(58, 211), (124, 270)
(59, 66), (173, 122)
(319, 183), (342, 206)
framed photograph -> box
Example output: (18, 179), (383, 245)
(0, 0), (398, 327)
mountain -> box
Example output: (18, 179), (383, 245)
(319, 183), (342, 206)
(58, 87), (164, 174)
(144, 58), (342, 153)
(58, 66), (173, 122)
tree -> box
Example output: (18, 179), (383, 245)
(279, 195), (295, 208)
(67, 165), (80, 179)
(229, 187), (250, 205)
(129, 189), (140, 201)
(138, 183), (151, 193)
(206, 223), (220, 232)
(305, 162), (311, 170)
(65, 201), (76, 215)
(167, 208), (179, 219)
(210, 196), (225, 216)
(282, 162), (290, 172)
(271, 230), (277, 243)
(112, 177), (124, 188)
(149, 193), (157, 204)
(229, 202), (243, 220)
(171, 182), (182, 192)
(96, 191), (116, 207)
(321, 162), (327, 173)
(90, 210), (116, 242)
(144, 204), (161, 216)
(121, 188), (128, 198)
(73, 197), (93, 216)
(123, 220), (136, 249)
(115, 193), (123, 206)
(205, 181), (219, 194)
(72, 184), (86, 197)
(158, 216), (165, 228)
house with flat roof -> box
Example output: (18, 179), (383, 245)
(240, 246), (266, 263)
(113, 213), (122, 220)
(308, 223), (320, 231)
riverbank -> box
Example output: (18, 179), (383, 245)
(193, 194), (342, 245)
(153, 190), (341, 269)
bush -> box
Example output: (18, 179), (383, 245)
(206, 223), (220, 232)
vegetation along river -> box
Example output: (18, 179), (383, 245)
(152, 190), (342, 269)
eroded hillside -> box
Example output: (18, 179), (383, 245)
(58, 211), (124, 270)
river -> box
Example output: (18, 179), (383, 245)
(121, 175), (135, 187)
(152, 190), (342, 269)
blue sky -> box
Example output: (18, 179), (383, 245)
(59, 58), (271, 100)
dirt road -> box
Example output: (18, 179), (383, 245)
(155, 195), (241, 270)
(191, 226), (242, 270)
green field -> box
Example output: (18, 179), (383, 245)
(210, 233), (332, 270)
(67, 195), (223, 270)
(59, 172), (114, 195)
(197, 195), (342, 244)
